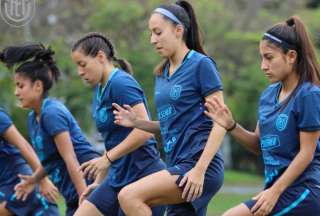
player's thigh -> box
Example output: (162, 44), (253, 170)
(74, 200), (103, 216)
(119, 170), (185, 206)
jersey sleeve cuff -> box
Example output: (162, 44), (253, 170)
(202, 86), (223, 98)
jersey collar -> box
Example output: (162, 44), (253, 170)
(164, 50), (195, 79)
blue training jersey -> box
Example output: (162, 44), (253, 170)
(0, 108), (20, 157)
(92, 68), (161, 188)
(0, 108), (26, 185)
(28, 98), (99, 203)
(154, 50), (224, 167)
(259, 82), (320, 188)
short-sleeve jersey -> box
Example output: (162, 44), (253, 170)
(0, 109), (25, 184)
(154, 50), (224, 166)
(0, 109), (20, 157)
(258, 82), (320, 187)
(92, 68), (161, 188)
(28, 98), (99, 202)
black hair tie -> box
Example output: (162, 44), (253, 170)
(286, 18), (295, 27)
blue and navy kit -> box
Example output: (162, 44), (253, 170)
(154, 50), (224, 166)
(0, 108), (59, 216)
(258, 82), (320, 187)
(0, 108), (21, 159)
(244, 82), (320, 215)
(28, 98), (100, 212)
(91, 68), (163, 188)
(88, 68), (165, 216)
(154, 50), (224, 215)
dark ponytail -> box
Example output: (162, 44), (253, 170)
(175, 0), (206, 55)
(0, 43), (60, 96)
(153, 1), (206, 75)
(72, 32), (133, 74)
(263, 16), (320, 85)
(113, 57), (133, 74)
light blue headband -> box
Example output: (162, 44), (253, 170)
(263, 33), (282, 44)
(154, 8), (182, 25)
(263, 33), (296, 50)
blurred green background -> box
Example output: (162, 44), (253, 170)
(1, 0), (320, 215)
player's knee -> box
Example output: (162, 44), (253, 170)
(118, 186), (132, 206)
(222, 204), (252, 216)
(118, 185), (142, 209)
(0, 203), (13, 216)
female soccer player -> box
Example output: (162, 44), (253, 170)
(0, 108), (59, 216)
(113, 1), (226, 215)
(1, 43), (100, 216)
(205, 16), (320, 216)
(71, 32), (166, 216)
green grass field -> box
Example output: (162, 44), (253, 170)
(208, 193), (255, 215)
(57, 170), (263, 215)
(223, 170), (263, 186)
(57, 197), (66, 215)
(207, 170), (263, 216)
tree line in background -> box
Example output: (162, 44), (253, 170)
(1, 0), (319, 173)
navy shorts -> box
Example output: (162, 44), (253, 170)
(166, 153), (224, 216)
(87, 159), (166, 216)
(0, 160), (59, 216)
(244, 183), (320, 216)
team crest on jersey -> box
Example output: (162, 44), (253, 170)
(275, 114), (288, 131)
(98, 107), (108, 123)
(34, 136), (42, 146)
(170, 84), (182, 100)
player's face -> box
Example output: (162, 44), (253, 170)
(149, 13), (182, 58)
(71, 50), (104, 86)
(14, 73), (41, 109)
(259, 40), (296, 83)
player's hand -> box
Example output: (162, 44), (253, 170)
(79, 156), (110, 180)
(179, 166), (205, 202)
(113, 103), (137, 128)
(204, 97), (235, 131)
(14, 174), (36, 201)
(79, 183), (99, 205)
(39, 177), (59, 203)
(251, 187), (281, 216)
